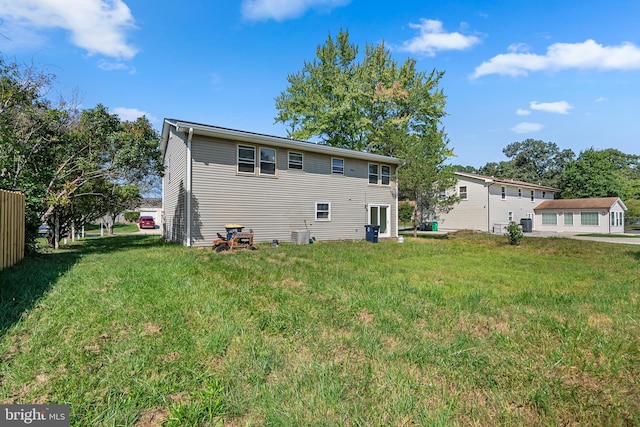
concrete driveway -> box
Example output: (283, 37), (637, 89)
(528, 231), (640, 245)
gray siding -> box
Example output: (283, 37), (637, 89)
(439, 176), (556, 232)
(162, 129), (188, 244)
(189, 136), (396, 246)
(438, 178), (488, 231)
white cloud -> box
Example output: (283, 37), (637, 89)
(530, 101), (573, 114)
(0, 0), (138, 60)
(398, 19), (481, 56)
(516, 109), (531, 116)
(511, 122), (543, 134)
(595, 97), (608, 103)
(473, 39), (640, 78)
(241, 0), (349, 22)
(113, 107), (157, 123)
(98, 60), (136, 74)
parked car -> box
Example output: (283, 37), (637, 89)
(138, 216), (156, 229)
(38, 224), (51, 235)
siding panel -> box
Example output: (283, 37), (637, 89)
(190, 137), (396, 246)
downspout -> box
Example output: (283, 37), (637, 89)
(394, 161), (407, 238)
(486, 182), (495, 233)
(186, 127), (193, 247)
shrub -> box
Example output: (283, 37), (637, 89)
(124, 211), (140, 223)
(505, 221), (523, 245)
(399, 201), (414, 224)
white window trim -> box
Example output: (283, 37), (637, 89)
(381, 165), (391, 186)
(368, 204), (391, 238)
(237, 144), (256, 175)
(459, 186), (468, 200)
(331, 158), (344, 175)
(580, 211), (599, 226)
(564, 212), (574, 226)
(368, 163), (379, 185)
(259, 147), (277, 177)
(288, 151), (303, 170)
(315, 201), (331, 221)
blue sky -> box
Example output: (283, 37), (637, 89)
(1, 0), (639, 168)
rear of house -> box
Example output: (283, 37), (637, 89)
(161, 119), (399, 247)
(534, 197), (627, 234)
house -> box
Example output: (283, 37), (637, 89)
(534, 197), (627, 234)
(437, 172), (559, 233)
(160, 119), (400, 247)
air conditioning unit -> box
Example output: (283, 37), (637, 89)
(291, 230), (310, 245)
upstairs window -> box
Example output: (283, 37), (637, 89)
(368, 163), (379, 184)
(501, 186), (507, 200)
(459, 186), (468, 200)
(381, 165), (390, 185)
(288, 152), (303, 170)
(238, 145), (255, 174)
(332, 158), (344, 175)
(259, 147), (276, 176)
(518, 188), (522, 198)
(530, 190), (535, 202)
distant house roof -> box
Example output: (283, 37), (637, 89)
(139, 198), (162, 208)
(534, 197), (627, 211)
(161, 119), (400, 165)
(455, 172), (559, 192)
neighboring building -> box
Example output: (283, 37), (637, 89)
(117, 198), (162, 224)
(534, 197), (627, 234)
(160, 119), (400, 247)
(137, 198), (162, 224)
(437, 172), (559, 233)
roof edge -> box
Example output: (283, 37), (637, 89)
(161, 118), (399, 164)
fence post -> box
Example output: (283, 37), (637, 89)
(0, 189), (26, 270)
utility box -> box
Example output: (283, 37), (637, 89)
(520, 218), (533, 233)
(291, 230), (310, 245)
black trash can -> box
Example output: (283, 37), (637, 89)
(520, 218), (532, 233)
(365, 224), (380, 243)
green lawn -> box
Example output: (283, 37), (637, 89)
(83, 222), (141, 234)
(1, 232), (638, 426)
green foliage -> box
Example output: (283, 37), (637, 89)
(275, 29), (456, 229)
(505, 221), (524, 245)
(560, 148), (624, 198)
(479, 139), (574, 188)
(624, 199), (640, 224)
(398, 201), (414, 224)
(0, 58), (162, 249)
(124, 211), (140, 222)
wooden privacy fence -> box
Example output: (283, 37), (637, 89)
(0, 189), (25, 270)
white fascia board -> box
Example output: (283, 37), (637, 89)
(170, 120), (400, 165)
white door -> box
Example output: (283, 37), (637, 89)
(368, 204), (391, 238)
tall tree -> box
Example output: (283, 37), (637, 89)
(275, 30), (456, 234)
(560, 148), (623, 199)
(479, 139), (574, 188)
(0, 57), (163, 250)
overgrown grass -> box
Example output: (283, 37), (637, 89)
(84, 222), (141, 234)
(1, 232), (638, 426)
